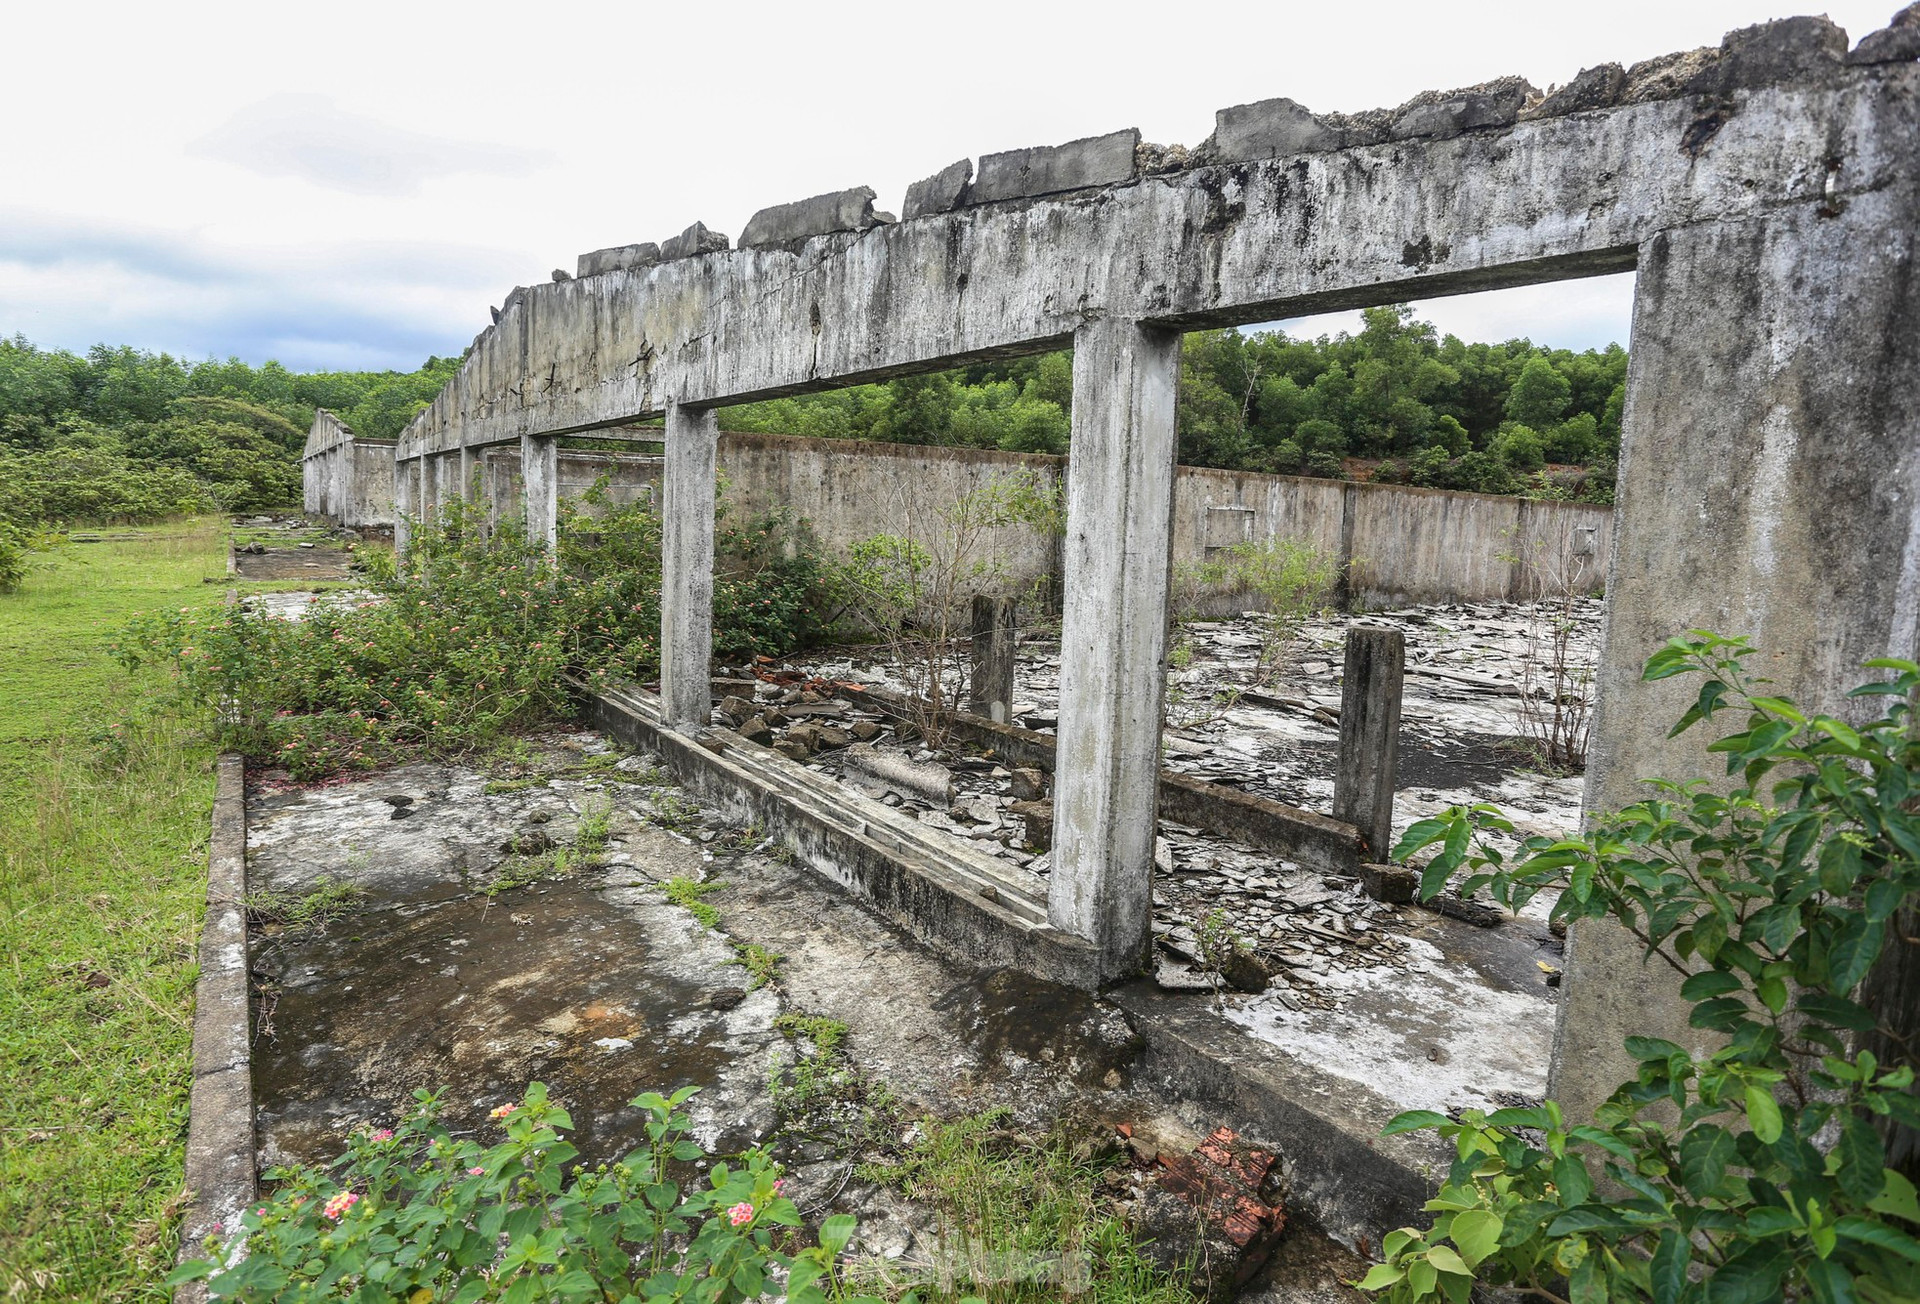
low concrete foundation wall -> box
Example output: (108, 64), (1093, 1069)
(174, 754), (253, 1302)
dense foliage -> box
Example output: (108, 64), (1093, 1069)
(727, 305), (1624, 500)
(117, 489), (832, 778)
(0, 336), (459, 519)
(171, 1082), (879, 1303)
(1370, 633), (1920, 1304)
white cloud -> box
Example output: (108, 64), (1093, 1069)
(189, 94), (553, 198)
(0, 0), (1899, 370)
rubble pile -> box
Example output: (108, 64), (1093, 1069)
(726, 598), (1599, 1003)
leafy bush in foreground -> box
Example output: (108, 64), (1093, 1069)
(170, 1083), (878, 1303)
(117, 489), (832, 778)
(1367, 633), (1920, 1304)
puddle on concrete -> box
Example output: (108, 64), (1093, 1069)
(247, 739), (781, 1172)
(253, 877), (772, 1168)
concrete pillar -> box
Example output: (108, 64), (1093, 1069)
(521, 433), (558, 550)
(660, 402), (718, 731)
(393, 457), (414, 556)
(1332, 625), (1404, 862)
(1552, 189), (1920, 1131)
(1047, 318), (1180, 979)
(459, 445), (474, 504)
(969, 595), (1017, 724)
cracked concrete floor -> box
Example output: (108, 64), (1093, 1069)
(245, 730), (1372, 1295)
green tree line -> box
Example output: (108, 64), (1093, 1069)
(726, 304), (1625, 502)
(0, 336), (460, 521)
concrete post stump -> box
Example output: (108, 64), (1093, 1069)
(661, 402), (718, 732)
(969, 595), (1017, 724)
(1047, 318), (1180, 981)
(1332, 625), (1404, 863)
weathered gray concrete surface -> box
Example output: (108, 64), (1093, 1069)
(312, 423), (1611, 609)
(970, 129), (1140, 204)
(660, 405), (717, 729)
(739, 187), (879, 249)
(395, 63), (1915, 453)
(301, 410), (393, 528)
(1331, 627), (1404, 863)
(519, 434), (558, 550)
(174, 756), (251, 1304)
(1557, 177), (1920, 1122)
(1049, 320), (1180, 979)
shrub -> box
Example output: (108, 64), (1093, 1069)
(0, 521), (31, 593)
(170, 1082), (877, 1303)
(0, 446), (213, 525)
(1369, 633), (1920, 1304)
(118, 490), (833, 778)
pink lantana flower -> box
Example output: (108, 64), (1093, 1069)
(323, 1190), (359, 1220)
(489, 1104), (516, 1119)
(727, 1202), (754, 1227)
(468, 1166), (486, 1176)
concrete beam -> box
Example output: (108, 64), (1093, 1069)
(1552, 181), (1920, 1124)
(395, 69), (1916, 458)
(1047, 319), (1180, 980)
(660, 403), (717, 730)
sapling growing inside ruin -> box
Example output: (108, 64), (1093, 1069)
(1504, 519), (1599, 772)
(1364, 633), (1920, 1304)
(835, 469), (1063, 748)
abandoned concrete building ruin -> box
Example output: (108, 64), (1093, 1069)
(287, 10), (1920, 1267)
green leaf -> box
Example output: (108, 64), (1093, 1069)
(1679, 1124), (1738, 1196)
(1678, 973), (1742, 1002)
(1448, 1209), (1502, 1268)
(1835, 1216), (1920, 1262)
(1745, 1084), (1784, 1144)
(1355, 1263), (1405, 1290)
(1424, 1245), (1471, 1277)
(1552, 1154), (1594, 1207)
(1546, 1205), (1632, 1236)
(818, 1213), (857, 1255)
(1868, 1169), (1920, 1224)
(1803, 1257), (1859, 1304)
(1383, 1110), (1449, 1136)
(1650, 1229), (1690, 1304)
(1835, 1118), (1888, 1205)
(1828, 911), (1882, 993)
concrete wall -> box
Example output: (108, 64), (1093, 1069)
(436, 428), (1610, 610)
(300, 411), (395, 528)
(480, 446), (662, 529)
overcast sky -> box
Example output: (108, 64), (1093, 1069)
(0, 1), (1899, 373)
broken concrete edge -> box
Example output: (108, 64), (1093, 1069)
(1194, 14), (1868, 162)
(837, 684), (1363, 877)
(511, 14), (1917, 311)
(174, 754), (254, 1304)
(739, 187), (881, 251)
(1112, 979), (1448, 1256)
(581, 683), (1110, 989)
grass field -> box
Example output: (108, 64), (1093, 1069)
(0, 519), (229, 1302)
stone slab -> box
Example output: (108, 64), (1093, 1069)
(969, 128), (1139, 204)
(577, 243), (660, 277)
(739, 187), (877, 249)
(902, 158), (972, 219)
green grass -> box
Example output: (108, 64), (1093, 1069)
(0, 517), (230, 1301)
(661, 875), (721, 929)
(856, 1111), (1192, 1302)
